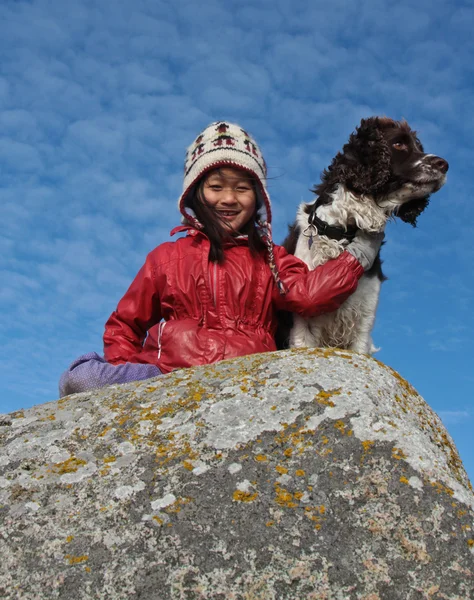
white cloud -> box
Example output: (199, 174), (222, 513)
(438, 411), (471, 425)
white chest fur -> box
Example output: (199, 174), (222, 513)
(289, 186), (386, 353)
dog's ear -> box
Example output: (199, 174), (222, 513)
(338, 117), (392, 194)
(396, 196), (430, 227)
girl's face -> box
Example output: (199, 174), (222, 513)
(202, 168), (257, 233)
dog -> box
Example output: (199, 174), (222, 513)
(278, 117), (448, 353)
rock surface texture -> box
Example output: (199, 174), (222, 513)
(1, 348), (473, 599)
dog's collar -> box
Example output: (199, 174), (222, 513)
(309, 212), (358, 242)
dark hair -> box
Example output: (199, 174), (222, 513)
(185, 171), (266, 263)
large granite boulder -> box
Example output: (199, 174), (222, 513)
(1, 348), (473, 599)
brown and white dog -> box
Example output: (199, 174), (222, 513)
(278, 117), (448, 353)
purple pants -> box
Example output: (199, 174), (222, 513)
(58, 352), (162, 398)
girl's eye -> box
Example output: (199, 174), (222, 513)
(393, 142), (408, 151)
(237, 186), (251, 192)
(208, 185), (222, 190)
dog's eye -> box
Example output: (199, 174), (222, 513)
(393, 142), (408, 151)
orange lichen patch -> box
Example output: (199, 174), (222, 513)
(458, 509), (467, 518)
(66, 536), (74, 543)
(467, 540), (474, 547)
(10, 411), (25, 419)
(266, 521), (274, 527)
(294, 491), (304, 500)
(392, 447), (407, 460)
(152, 516), (164, 525)
(304, 505), (326, 529)
(84, 566), (91, 573)
(65, 555), (88, 565)
(52, 457), (87, 475)
(317, 447), (333, 458)
(283, 448), (293, 457)
(255, 454), (267, 462)
(271, 406), (277, 411)
(182, 460), (194, 471)
(98, 426), (112, 438)
(275, 465), (288, 475)
(47, 414), (56, 421)
(295, 470), (305, 477)
(233, 490), (258, 503)
(431, 480), (454, 497)
(315, 388), (341, 407)
(165, 497), (192, 513)
(400, 476), (410, 485)
(274, 485), (298, 508)
(334, 420), (347, 434)
(362, 440), (374, 452)
(155, 439), (199, 469)
(103, 456), (116, 464)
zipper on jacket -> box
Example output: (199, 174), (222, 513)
(157, 320), (166, 359)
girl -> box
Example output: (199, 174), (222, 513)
(59, 122), (382, 397)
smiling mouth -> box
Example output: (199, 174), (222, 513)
(218, 211), (239, 217)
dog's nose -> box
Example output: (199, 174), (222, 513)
(429, 156), (449, 174)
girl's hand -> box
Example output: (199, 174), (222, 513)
(346, 230), (385, 271)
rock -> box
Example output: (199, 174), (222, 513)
(0, 348), (473, 599)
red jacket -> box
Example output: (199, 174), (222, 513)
(103, 227), (364, 373)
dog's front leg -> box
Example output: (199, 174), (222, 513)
(348, 276), (381, 354)
(289, 315), (321, 348)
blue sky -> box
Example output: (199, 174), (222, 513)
(1, 0), (473, 480)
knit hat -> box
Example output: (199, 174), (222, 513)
(178, 121), (287, 294)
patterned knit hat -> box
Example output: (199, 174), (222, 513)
(178, 121), (287, 294)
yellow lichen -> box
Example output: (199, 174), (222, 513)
(65, 555), (88, 565)
(274, 484), (301, 508)
(255, 454), (267, 462)
(165, 497), (192, 513)
(53, 457), (87, 475)
(275, 465), (288, 475)
(392, 447), (407, 460)
(295, 470), (305, 477)
(98, 426), (112, 438)
(103, 456), (116, 464)
(66, 536), (74, 543)
(362, 440), (374, 452)
(233, 490), (258, 503)
(431, 480), (455, 497)
(314, 388), (341, 407)
(10, 411), (25, 419)
(400, 476), (409, 485)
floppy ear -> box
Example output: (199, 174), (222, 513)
(338, 117), (392, 194)
(396, 196), (430, 227)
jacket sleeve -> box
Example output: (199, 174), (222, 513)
(273, 245), (364, 318)
(103, 251), (162, 365)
